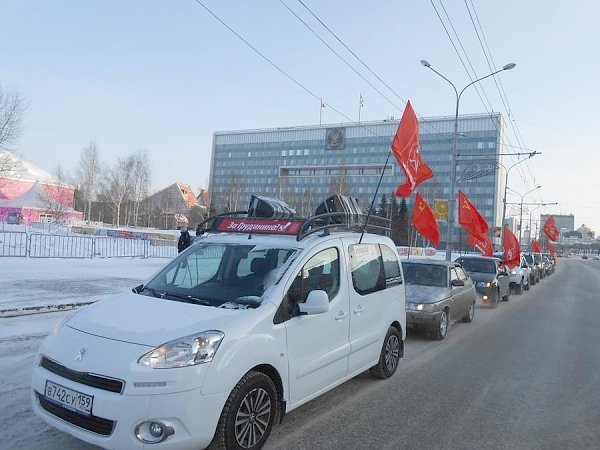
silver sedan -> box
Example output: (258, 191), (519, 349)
(402, 259), (477, 340)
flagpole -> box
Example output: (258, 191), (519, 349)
(319, 98), (323, 126)
(358, 94), (363, 123)
(359, 151), (391, 244)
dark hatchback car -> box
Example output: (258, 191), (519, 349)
(402, 259), (477, 340)
(455, 255), (510, 307)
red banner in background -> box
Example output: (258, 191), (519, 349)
(392, 101), (433, 197)
(458, 191), (489, 235)
(543, 216), (560, 241)
(468, 231), (493, 256)
(503, 226), (520, 267)
(411, 192), (440, 246)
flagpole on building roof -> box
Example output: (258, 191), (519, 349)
(319, 99), (324, 126)
(358, 94), (363, 123)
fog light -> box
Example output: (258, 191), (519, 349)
(135, 421), (174, 444)
(149, 422), (163, 438)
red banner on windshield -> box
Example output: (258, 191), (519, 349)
(216, 218), (303, 235)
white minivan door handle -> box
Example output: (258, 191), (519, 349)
(353, 305), (365, 314)
(335, 311), (348, 321)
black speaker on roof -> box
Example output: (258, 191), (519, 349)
(315, 195), (362, 224)
(247, 195), (296, 219)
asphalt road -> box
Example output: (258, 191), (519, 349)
(265, 258), (600, 450)
(2, 258), (599, 449)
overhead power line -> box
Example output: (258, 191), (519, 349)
(278, 0), (405, 114)
(430, 0), (538, 197)
(291, 0), (446, 136)
(191, 0), (389, 139)
(463, 0), (540, 200)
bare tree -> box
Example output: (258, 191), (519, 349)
(329, 167), (349, 196)
(37, 166), (71, 224)
(129, 149), (151, 226)
(225, 171), (242, 212)
(98, 156), (135, 226)
(300, 188), (314, 217)
(76, 140), (100, 222)
(0, 84), (26, 175)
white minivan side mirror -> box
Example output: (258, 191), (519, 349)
(298, 290), (329, 315)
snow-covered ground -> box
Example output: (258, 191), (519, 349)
(1, 257), (167, 314)
(0, 257), (170, 449)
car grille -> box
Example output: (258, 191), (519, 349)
(41, 356), (125, 394)
(36, 392), (115, 436)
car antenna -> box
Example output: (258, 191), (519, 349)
(359, 151), (393, 244)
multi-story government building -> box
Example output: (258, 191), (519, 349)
(209, 113), (507, 244)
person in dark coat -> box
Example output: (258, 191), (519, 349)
(178, 227), (191, 253)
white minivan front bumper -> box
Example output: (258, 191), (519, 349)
(31, 326), (228, 450)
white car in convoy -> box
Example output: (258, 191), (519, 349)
(32, 207), (406, 450)
(507, 255), (532, 294)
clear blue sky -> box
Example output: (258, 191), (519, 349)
(2, 0), (599, 232)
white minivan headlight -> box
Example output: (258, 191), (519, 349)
(138, 331), (224, 369)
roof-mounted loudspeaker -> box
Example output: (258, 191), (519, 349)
(247, 195), (296, 219)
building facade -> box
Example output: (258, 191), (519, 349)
(139, 183), (205, 230)
(209, 113), (506, 245)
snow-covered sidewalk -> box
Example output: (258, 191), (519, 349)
(1, 257), (167, 316)
(0, 257), (172, 449)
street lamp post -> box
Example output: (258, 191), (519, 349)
(421, 60), (516, 260)
(526, 202), (558, 246)
(506, 185), (542, 243)
(500, 153), (539, 242)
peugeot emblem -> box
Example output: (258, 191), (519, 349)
(75, 347), (87, 362)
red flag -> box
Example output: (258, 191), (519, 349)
(531, 239), (542, 253)
(392, 101), (433, 197)
(411, 192), (440, 246)
(468, 231), (493, 256)
(458, 191), (489, 235)
(547, 241), (556, 257)
(543, 216), (560, 241)
(502, 226), (520, 268)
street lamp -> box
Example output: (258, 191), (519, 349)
(526, 202), (558, 245)
(499, 153), (539, 242)
(421, 60), (516, 260)
(506, 185), (541, 243)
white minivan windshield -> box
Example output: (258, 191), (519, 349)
(141, 242), (297, 308)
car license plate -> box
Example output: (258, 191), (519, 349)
(44, 380), (93, 415)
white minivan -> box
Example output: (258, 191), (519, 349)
(32, 213), (406, 450)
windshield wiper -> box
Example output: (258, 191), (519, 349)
(141, 286), (164, 298)
(162, 292), (212, 306)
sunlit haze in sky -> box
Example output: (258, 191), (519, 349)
(2, 1), (599, 231)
